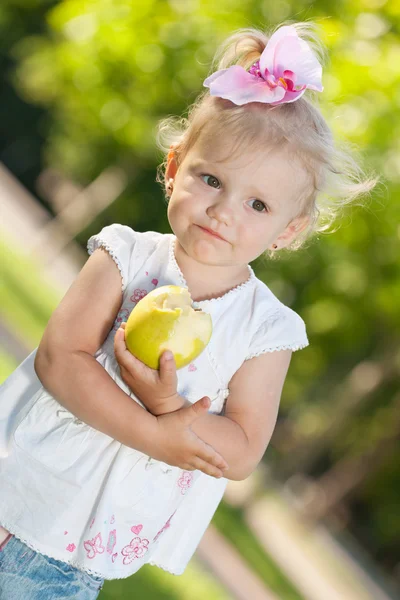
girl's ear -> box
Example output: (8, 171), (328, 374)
(166, 145), (179, 181)
(276, 215), (310, 248)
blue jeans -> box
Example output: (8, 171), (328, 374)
(0, 534), (104, 600)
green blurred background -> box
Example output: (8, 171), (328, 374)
(1, 1), (399, 599)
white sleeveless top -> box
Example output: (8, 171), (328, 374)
(0, 224), (309, 579)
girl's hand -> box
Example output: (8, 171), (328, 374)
(114, 322), (180, 413)
(155, 396), (229, 478)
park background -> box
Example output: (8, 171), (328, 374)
(0, 1), (399, 599)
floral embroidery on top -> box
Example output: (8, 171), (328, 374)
(177, 471), (194, 495)
(153, 509), (177, 543)
(113, 308), (130, 331)
(107, 529), (117, 554)
(121, 536), (149, 564)
(84, 532), (105, 559)
(130, 289), (148, 303)
(66, 543), (76, 552)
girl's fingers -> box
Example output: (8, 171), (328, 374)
(113, 328), (123, 354)
(159, 351), (177, 382)
(191, 457), (225, 478)
(115, 324), (128, 353)
(115, 328), (139, 367)
(115, 329), (159, 388)
(114, 328), (127, 355)
(114, 327), (125, 344)
(197, 442), (228, 470)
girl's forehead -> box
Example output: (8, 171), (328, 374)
(188, 139), (297, 174)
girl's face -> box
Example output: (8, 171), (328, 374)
(166, 135), (310, 270)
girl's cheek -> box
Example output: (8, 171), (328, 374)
(190, 178), (203, 192)
(185, 172), (199, 187)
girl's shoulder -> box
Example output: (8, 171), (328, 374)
(245, 276), (309, 358)
(204, 274), (309, 387)
(87, 223), (165, 254)
(87, 223), (168, 291)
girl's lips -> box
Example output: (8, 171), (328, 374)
(197, 225), (227, 242)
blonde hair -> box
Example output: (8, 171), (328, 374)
(156, 20), (380, 258)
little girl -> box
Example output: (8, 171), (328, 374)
(0, 21), (377, 599)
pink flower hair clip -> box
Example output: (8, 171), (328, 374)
(203, 25), (323, 106)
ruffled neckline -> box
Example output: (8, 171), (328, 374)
(168, 234), (256, 305)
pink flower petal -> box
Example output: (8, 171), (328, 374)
(270, 87), (307, 106)
(204, 24), (322, 107)
(204, 65), (285, 105)
(274, 36), (323, 91)
(259, 25), (299, 75)
(282, 70), (297, 91)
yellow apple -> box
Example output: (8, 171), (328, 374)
(125, 285), (212, 370)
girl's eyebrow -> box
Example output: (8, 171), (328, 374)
(191, 158), (277, 208)
(191, 158), (208, 169)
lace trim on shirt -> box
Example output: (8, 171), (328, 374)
(168, 235), (256, 305)
(0, 521), (105, 581)
(87, 237), (126, 291)
(245, 339), (309, 360)
(147, 560), (182, 576)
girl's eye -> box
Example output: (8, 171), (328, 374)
(201, 174), (267, 213)
(201, 174), (220, 188)
(249, 198), (268, 213)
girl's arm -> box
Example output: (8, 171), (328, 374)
(34, 248), (227, 477)
(151, 349), (292, 481)
(34, 247), (153, 449)
(115, 326), (292, 481)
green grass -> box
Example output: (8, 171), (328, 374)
(213, 501), (305, 600)
(99, 559), (232, 600)
(0, 347), (18, 383)
(0, 236), (62, 349)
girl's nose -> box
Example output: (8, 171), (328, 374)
(206, 195), (235, 226)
